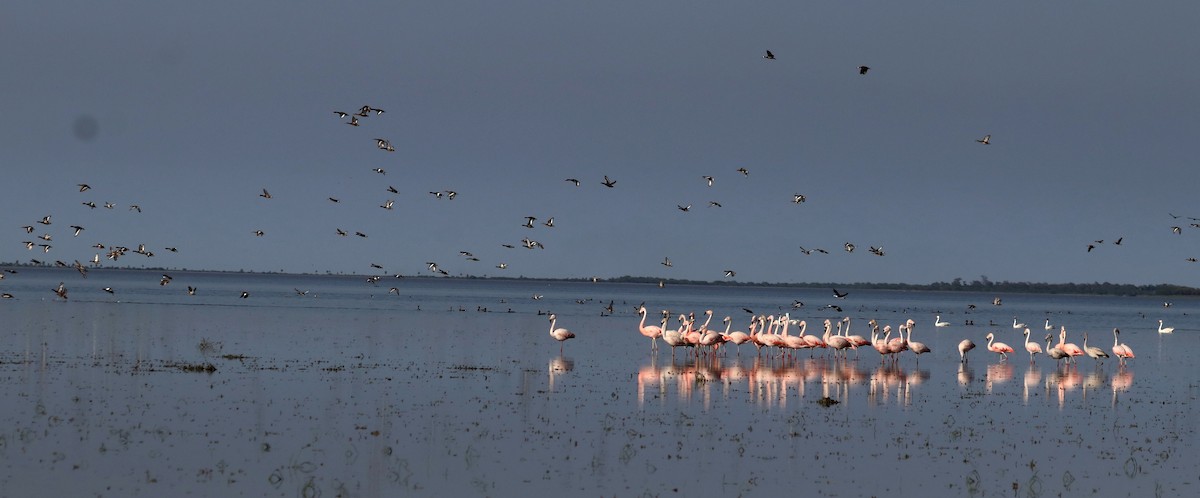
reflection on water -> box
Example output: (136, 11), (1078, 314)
(635, 355), (931, 408)
(548, 355), (573, 392)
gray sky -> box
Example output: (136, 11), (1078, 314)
(3, 1), (1198, 285)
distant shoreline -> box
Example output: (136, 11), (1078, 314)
(3, 263), (1196, 297)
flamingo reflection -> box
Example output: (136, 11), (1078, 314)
(1022, 365), (1042, 404)
(548, 355), (574, 392)
(985, 362), (1013, 393)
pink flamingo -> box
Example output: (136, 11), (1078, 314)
(1058, 326), (1084, 364)
(779, 316), (806, 358)
(884, 325), (907, 362)
(1111, 328), (1134, 366)
(548, 314), (575, 353)
(874, 326), (893, 361)
(1022, 328), (1043, 363)
(662, 314), (689, 357)
(636, 306), (664, 350)
(700, 316), (730, 355)
(723, 318), (753, 356)
(985, 332), (1014, 361)
(799, 320), (824, 350)
(957, 339), (976, 363)
(824, 319), (852, 359)
(906, 323), (931, 361)
(843, 317), (871, 357)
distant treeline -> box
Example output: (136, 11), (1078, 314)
(601, 276), (1200, 296)
(3, 262), (1196, 296)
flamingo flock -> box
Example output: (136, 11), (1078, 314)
(617, 309), (1143, 371)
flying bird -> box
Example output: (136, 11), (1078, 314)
(543, 217), (555, 227)
(78, 184), (91, 192)
(387, 186), (399, 194)
(346, 116), (359, 126)
(702, 176), (714, 187)
(70, 225), (84, 236)
(372, 168), (386, 175)
(662, 257), (672, 268)
(82, 201), (96, 209)
(381, 199), (394, 210)
(858, 65), (870, 75)
(793, 194), (806, 204)
(565, 178), (580, 186)
(976, 134), (991, 145)
(833, 288), (849, 299)
(708, 201), (722, 208)
(259, 188), (271, 199)
(677, 204), (691, 212)
(724, 270), (736, 277)
(844, 242), (855, 253)
(736, 167), (749, 176)
(601, 175), (617, 188)
(763, 50), (775, 60)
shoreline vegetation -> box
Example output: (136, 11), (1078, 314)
(3, 262), (1197, 297)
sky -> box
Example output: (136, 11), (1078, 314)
(3, 1), (1199, 285)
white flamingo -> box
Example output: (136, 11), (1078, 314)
(1022, 328), (1043, 363)
(1082, 333), (1110, 363)
(958, 339), (976, 363)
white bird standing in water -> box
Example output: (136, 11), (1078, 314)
(548, 314), (575, 353)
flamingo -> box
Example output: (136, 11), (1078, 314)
(1045, 334), (1068, 366)
(934, 315), (951, 327)
(1112, 328), (1134, 366)
(547, 314), (575, 353)
(985, 332), (1014, 361)
(700, 316), (731, 355)
(842, 317), (870, 357)
(1058, 326), (1084, 363)
(636, 306), (663, 350)
(778, 316), (805, 358)
(907, 323), (931, 361)
(1157, 319), (1175, 334)
(1082, 333), (1110, 363)
(885, 325), (907, 362)
(798, 319), (824, 351)
(824, 319), (852, 359)
(1022, 328), (1043, 363)
(1013, 317), (1026, 329)
(724, 318), (753, 356)
(958, 339), (976, 363)
(872, 326), (892, 361)
(662, 315), (690, 357)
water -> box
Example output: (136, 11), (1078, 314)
(0, 268), (1196, 497)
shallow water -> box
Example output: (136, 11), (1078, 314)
(0, 268), (1197, 497)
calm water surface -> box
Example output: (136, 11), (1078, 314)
(0, 269), (1197, 497)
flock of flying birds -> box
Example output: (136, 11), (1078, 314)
(5, 51), (1197, 300)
